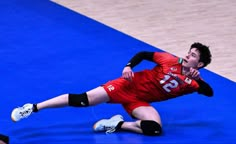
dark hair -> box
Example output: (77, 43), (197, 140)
(190, 42), (212, 68)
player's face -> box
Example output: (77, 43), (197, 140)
(182, 48), (203, 69)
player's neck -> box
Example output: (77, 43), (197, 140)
(182, 67), (190, 75)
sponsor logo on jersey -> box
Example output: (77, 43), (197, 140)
(170, 67), (177, 71)
(184, 77), (192, 84)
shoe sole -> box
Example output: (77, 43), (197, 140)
(11, 108), (18, 122)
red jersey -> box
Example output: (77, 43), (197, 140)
(103, 52), (200, 114)
(132, 52), (199, 102)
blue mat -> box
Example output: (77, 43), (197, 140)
(1, 0), (236, 143)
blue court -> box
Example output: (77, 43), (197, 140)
(1, 0), (236, 143)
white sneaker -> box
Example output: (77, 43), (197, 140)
(11, 103), (34, 122)
(93, 115), (124, 134)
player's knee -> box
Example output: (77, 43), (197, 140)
(68, 93), (89, 107)
(140, 120), (162, 136)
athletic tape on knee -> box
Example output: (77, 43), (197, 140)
(68, 93), (89, 107)
(140, 120), (162, 136)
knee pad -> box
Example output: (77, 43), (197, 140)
(0, 134), (9, 144)
(68, 93), (89, 107)
(140, 120), (162, 136)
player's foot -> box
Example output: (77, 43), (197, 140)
(11, 103), (34, 122)
(93, 114), (124, 134)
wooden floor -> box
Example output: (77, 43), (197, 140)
(51, 0), (236, 82)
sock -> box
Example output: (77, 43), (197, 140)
(33, 104), (38, 112)
(115, 121), (124, 131)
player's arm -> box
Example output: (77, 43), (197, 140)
(196, 79), (213, 97)
(125, 51), (154, 68)
(122, 51), (154, 81)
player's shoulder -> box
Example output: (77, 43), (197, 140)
(154, 52), (179, 61)
(155, 51), (176, 56)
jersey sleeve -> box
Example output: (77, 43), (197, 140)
(125, 51), (154, 68)
(196, 79), (213, 97)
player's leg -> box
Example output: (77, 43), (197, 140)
(11, 86), (110, 122)
(93, 106), (162, 136)
(0, 134), (9, 144)
(37, 86), (109, 110)
(121, 106), (162, 135)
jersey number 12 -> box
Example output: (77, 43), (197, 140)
(160, 75), (178, 92)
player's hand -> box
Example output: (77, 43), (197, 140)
(122, 66), (134, 81)
(186, 67), (200, 80)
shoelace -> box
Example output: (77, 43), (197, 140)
(19, 106), (32, 118)
(105, 126), (116, 134)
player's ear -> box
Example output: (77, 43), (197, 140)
(197, 62), (204, 68)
